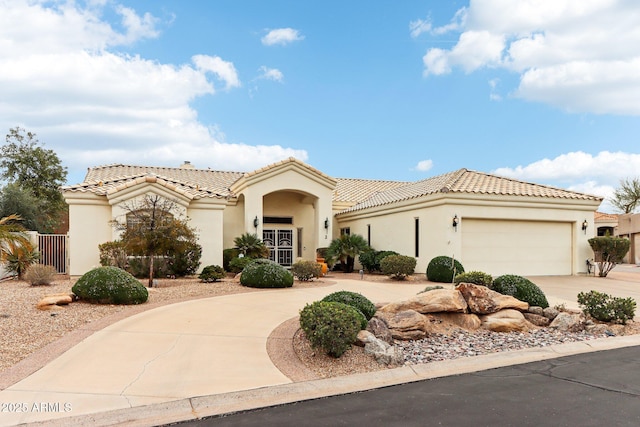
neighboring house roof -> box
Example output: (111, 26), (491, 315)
(338, 168), (604, 214)
(595, 211), (619, 222)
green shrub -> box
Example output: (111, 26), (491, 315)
(299, 301), (364, 357)
(290, 259), (322, 281)
(491, 275), (549, 308)
(577, 290), (636, 324)
(240, 259), (294, 288)
(322, 290), (376, 321)
(588, 236), (631, 277)
(24, 264), (58, 286)
(454, 271), (492, 286)
(380, 254), (416, 280)
(72, 266), (148, 305)
(168, 241), (202, 277)
(426, 256), (464, 283)
(418, 285), (444, 294)
(98, 241), (128, 269)
(228, 256), (254, 274)
(223, 248), (239, 271)
(359, 250), (399, 273)
(199, 265), (226, 282)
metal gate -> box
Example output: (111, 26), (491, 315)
(37, 234), (67, 274)
(263, 229), (293, 267)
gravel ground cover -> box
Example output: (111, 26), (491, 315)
(2, 272), (638, 383)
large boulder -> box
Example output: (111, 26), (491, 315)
(430, 312), (482, 331)
(549, 312), (586, 332)
(366, 316), (394, 345)
(523, 312), (550, 327)
(456, 283), (529, 315)
(376, 309), (428, 340)
(378, 289), (468, 314)
(480, 309), (533, 332)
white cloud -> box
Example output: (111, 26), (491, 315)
(261, 28), (304, 46)
(0, 1), (307, 183)
(258, 66), (284, 82)
(420, 0), (640, 115)
(493, 151), (640, 212)
(414, 159), (434, 172)
(193, 55), (241, 89)
(409, 18), (432, 38)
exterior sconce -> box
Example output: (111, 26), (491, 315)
(452, 215), (458, 231)
(253, 216), (259, 228)
(324, 217), (330, 230)
(582, 219), (588, 234)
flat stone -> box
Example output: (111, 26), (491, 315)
(378, 289), (468, 314)
(523, 312), (550, 327)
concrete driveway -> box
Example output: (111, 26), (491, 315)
(0, 266), (638, 426)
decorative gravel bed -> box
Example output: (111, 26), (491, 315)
(397, 329), (610, 365)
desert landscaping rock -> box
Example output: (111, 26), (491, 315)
(480, 309), (533, 332)
(378, 289), (468, 314)
(549, 312), (586, 331)
(36, 293), (75, 310)
(456, 283), (529, 314)
(366, 316), (394, 345)
(543, 307), (560, 320)
(523, 312), (551, 327)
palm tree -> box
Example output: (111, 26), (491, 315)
(0, 215), (35, 277)
(234, 233), (269, 259)
(327, 234), (369, 273)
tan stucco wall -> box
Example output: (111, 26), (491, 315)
(65, 193), (112, 276)
(617, 214), (640, 264)
(337, 193), (599, 276)
(188, 199), (227, 268)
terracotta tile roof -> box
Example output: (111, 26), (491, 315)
(339, 169), (603, 214)
(595, 212), (619, 222)
(333, 178), (410, 204)
(62, 164), (603, 209)
(62, 164), (244, 199)
(243, 157), (336, 183)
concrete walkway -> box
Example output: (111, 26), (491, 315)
(1, 268), (639, 426)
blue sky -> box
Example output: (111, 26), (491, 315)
(1, 1), (639, 212)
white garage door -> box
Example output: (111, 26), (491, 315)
(461, 219), (572, 276)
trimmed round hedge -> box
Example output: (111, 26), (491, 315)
(199, 265), (225, 282)
(72, 266), (148, 305)
(299, 301), (365, 358)
(454, 271), (492, 286)
(322, 290), (376, 321)
(490, 274), (549, 308)
(240, 259), (293, 288)
(426, 256), (464, 283)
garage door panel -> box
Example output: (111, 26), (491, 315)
(462, 220), (572, 276)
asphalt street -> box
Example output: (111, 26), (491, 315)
(173, 345), (640, 427)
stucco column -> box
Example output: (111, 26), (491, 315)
(315, 197), (332, 252)
(242, 190), (263, 236)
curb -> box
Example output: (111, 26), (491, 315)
(26, 334), (640, 427)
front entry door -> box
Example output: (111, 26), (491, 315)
(263, 229), (293, 267)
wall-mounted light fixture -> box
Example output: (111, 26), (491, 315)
(324, 217), (330, 230)
(253, 216), (259, 228)
(452, 215), (458, 231)
(582, 219), (588, 234)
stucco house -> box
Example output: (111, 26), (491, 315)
(62, 157), (602, 277)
